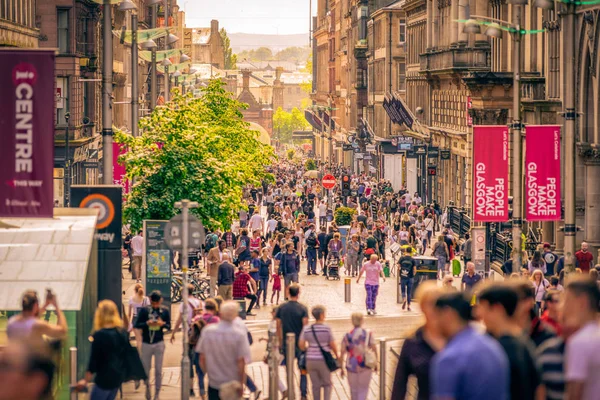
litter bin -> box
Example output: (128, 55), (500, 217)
(412, 256), (438, 298)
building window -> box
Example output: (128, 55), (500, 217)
(397, 62), (406, 91)
(56, 77), (69, 126)
(57, 9), (70, 53)
(399, 18), (406, 44)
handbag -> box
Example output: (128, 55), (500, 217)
(121, 332), (147, 382)
(311, 325), (339, 372)
(364, 330), (377, 369)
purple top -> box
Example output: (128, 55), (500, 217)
(328, 239), (343, 253)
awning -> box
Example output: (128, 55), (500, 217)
(384, 92), (414, 129)
(304, 109), (323, 132)
(322, 111), (337, 131)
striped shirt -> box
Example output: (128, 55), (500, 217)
(536, 337), (565, 400)
(299, 323), (334, 361)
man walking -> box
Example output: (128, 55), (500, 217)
(276, 284), (309, 400)
(208, 240), (227, 298)
(564, 278), (600, 400)
(431, 292), (509, 400)
(575, 242), (594, 273)
(197, 301), (251, 400)
(461, 262), (482, 292)
(217, 253), (236, 300)
(305, 224), (319, 275)
(131, 230), (144, 283)
(135, 290), (171, 400)
(398, 247), (416, 311)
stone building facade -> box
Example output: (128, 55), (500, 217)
(186, 20), (224, 68)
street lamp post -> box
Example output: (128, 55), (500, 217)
(131, 12), (139, 137)
(64, 112), (71, 206)
(147, 0), (162, 111)
(463, 4), (533, 273)
(102, 0), (113, 184)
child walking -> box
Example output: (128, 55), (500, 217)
(270, 269), (282, 304)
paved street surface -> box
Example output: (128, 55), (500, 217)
(119, 262), (427, 399)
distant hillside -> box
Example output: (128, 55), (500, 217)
(229, 33), (310, 53)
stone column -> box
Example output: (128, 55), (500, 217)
(432, 0), (439, 48)
(427, 0), (433, 49)
(451, 0), (459, 45)
(584, 160), (600, 258)
(458, 0), (468, 44)
(475, 0), (489, 46)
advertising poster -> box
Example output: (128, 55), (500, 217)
(525, 125), (561, 221)
(472, 126), (509, 222)
(144, 220), (172, 305)
(0, 50), (55, 218)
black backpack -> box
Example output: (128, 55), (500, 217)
(306, 232), (318, 247)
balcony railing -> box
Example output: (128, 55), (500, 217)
(521, 73), (546, 101)
(420, 47), (490, 74)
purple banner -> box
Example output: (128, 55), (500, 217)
(0, 50), (55, 218)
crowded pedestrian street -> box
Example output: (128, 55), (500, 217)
(2, 0), (600, 399)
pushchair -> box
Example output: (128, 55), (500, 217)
(325, 252), (341, 280)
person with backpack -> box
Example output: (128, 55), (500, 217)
(432, 235), (450, 279)
(205, 231), (219, 258)
(398, 247), (417, 311)
(305, 224), (319, 275)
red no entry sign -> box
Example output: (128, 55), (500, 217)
(322, 174), (336, 189)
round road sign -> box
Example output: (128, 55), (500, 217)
(322, 174), (336, 189)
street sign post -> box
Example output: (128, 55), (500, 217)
(164, 213), (206, 251)
(322, 174), (336, 190)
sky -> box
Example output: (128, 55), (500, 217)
(183, 0), (315, 35)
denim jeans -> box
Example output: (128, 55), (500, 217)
(400, 277), (414, 305)
(257, 276), (269, 303)
(90, 386), (119, 400)
(306, 247), (317, 273)
(192, 352), (205, 395)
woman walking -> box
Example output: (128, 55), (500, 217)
(128, 283), (149, 351)
(531, 269), (550, 315)
(298, 305), (339, 400)
(432, 235), (449, 279)
(346, 234), (361, 277)
(357, 254), (386, 315)
(340, 313), (378, 400)
(236, 229), (252, 266)
(75, 300), (130, 399)
(257, 248), (272, 307)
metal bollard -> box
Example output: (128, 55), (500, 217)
(286, 333), (296, 400)
(268, 325), (280, 400)
(70, 347), (78, 400)
(396, 266), (401, 304)
(379, 338), (387, 400)
(344, 277), (351, 302)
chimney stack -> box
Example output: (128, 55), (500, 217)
(275, 67), (283, 82)
(211, 20), (219, 35)
(242, 69), (251, 91)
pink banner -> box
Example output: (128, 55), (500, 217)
(473, 125), (509, 222)
(0, 50), (55, 218)
(526, 125), (561, 221)
(113, 142), (129, 194)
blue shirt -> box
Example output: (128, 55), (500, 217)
(249, 258), (260, 281)
(431, 327), (509, 400)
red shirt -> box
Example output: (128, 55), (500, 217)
(540, 311), (562, 335)
(233, 271), (251, 298)
(575, 250), (594, 273)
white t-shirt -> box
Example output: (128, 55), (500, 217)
(249, 214), (263, 230)
(267, 219), (278, 232)
(131, 235), (144, 256)
(319, 203), (327, 216)
(566, 322), (600, 400)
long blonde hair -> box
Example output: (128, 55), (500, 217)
(93, 300), (123, 332)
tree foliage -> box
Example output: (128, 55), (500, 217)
(220, 28), (237, 69)
(273, 107), (310, 143)
(115, 80), (274, 231)
(300, 53), (313, 94)
(237, 47), (273, 62)
(275, 46), (311, 62)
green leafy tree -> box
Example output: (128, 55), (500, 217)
(300, 53), (313, 94)
(114, 80), (274, 231)
(275, 46), (310, 62)
(220, 28), (237, 69)
(237, 47), (273, 62)
(305, 159), (317, 171)
(273, 107), (310, 143)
